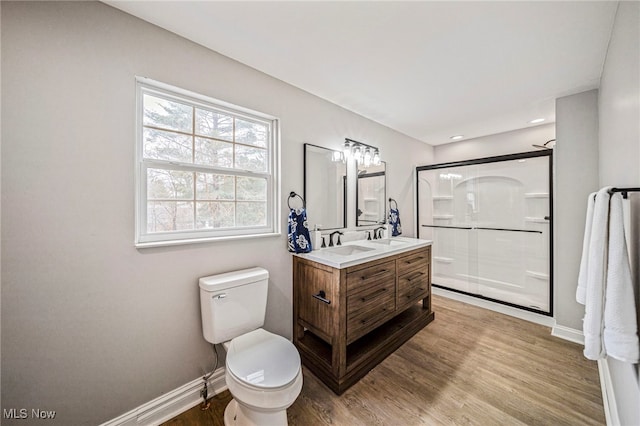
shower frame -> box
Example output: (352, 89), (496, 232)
(416, 150), (554, 316)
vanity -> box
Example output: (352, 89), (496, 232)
(293, 237), (434, 394)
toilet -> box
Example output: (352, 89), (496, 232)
(199, 267), (302, 426)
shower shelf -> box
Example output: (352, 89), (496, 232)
(433, 256), (454, 263)
(525, 217), (549, 223)
(524, 193), (549, 198)
(433, 196), (453, 200)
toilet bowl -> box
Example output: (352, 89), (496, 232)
(223, 329), (302, 425)
(199, 268), (302, 426)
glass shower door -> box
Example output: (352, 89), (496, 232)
(417, 152), (552, 315)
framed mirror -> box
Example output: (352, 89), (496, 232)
(304, 143), (347, 230)
(356, 161), (386, 226)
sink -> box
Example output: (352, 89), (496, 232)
(323, 245), (376, 256)
(296, 237), (432, 269)
(370, 239), (408, 246)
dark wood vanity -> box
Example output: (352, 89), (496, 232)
(293, 245), (434, 394)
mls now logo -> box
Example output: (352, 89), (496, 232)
(3, 408), (56, 420)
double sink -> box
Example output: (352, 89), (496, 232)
(296, 236), (432, 269)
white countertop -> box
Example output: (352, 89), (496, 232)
(294, 236), (432, 269)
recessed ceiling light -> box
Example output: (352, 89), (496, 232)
(450, 135), (464, 140)
(528, 118), (545, 124)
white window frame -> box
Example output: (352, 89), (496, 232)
(135, 77), (281, 247)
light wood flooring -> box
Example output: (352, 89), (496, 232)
(164, 295), (604, 425)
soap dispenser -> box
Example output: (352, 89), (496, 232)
(312, 225), (322, 251)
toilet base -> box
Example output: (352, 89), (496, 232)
(223, 398), (288, 426)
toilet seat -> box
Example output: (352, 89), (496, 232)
(226, 328), (301, 389)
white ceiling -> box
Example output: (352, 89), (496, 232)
(105, 1), (618, 146)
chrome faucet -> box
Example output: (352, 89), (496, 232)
(328, 231), (343, 247)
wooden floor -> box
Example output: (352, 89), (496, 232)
(163, 295), (604, 425)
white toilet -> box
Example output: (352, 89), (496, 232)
(199, 267), (302, 426)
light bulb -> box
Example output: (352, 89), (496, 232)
(364, 148), (372, 167)
(343, 141), (352, 159)
(332, 151), (343, 162)
(373, 150), (381, 166)
(353, 146), (362, 161)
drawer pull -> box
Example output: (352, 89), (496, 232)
(406, 272), (424, 282)
(313, 290), (331, 304)
(361, 287), (387, 302)
(404, 256), (425, 265)
(360, 269), (388, 280)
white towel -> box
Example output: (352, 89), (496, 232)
(582, 187), (612, 360)
(576, 192), (597, 305)
(603, 193), (639, 363)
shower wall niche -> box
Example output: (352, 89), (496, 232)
(417, 151), (552, 315)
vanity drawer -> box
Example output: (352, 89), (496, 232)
(397, 267), (430, 311)
(347, 290), (395, 343)
(346, 260), (396, 293)
(347, 279), (395, 317)
(397, 247), (430, 276)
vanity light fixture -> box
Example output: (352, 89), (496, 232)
(343, 138), (382, 166)
(528, 118), (545, 124)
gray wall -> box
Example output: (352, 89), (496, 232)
(0, 2), (433, 424)
(597, 2), (640, 424)
(554, 90), (600, 331)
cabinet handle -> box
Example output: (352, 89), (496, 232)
(360, 269), (388, 280)
(406, 272), (424, 282)
(313, 290), (331, 304)
(405, 256), (425, 265)
(361, 287), (387, 302)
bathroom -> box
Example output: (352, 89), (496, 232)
(1, 1), (638, 425)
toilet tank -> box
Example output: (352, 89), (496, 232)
(199, 267), (269, 344)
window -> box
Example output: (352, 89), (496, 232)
(135, 78), (280, 246)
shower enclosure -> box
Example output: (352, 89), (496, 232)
(417, 151), (552, 315)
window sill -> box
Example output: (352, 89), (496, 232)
(135, 231), (281, 249)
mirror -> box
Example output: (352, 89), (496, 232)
(304, 144), (347, 230)
(356, 161), (386, 226)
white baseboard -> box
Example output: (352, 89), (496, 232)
(598, 359), (621, 426)
(550, 324), (584, 345)
(432, 287), (556, 327)
(100, 368), (227, 426)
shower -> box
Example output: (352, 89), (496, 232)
(532, 139), (556, 150)
(416, 150), (553, 315)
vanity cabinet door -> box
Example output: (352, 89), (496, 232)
(296, 262), (337, 340)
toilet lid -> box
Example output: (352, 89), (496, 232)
(226, 329), (301, 389)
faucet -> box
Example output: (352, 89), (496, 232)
(328, 231), (343, 247)
(373, 227), (386, 240)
